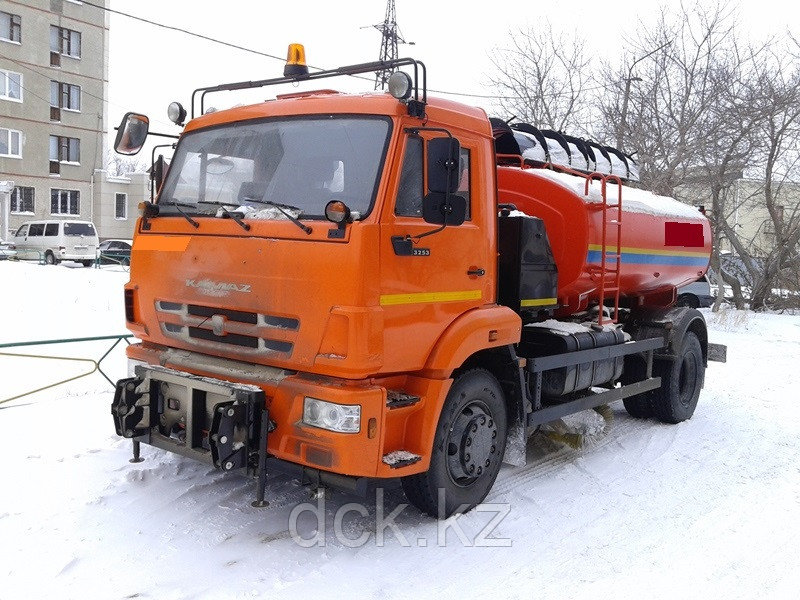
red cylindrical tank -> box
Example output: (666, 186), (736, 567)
(496, 165), (711, 315)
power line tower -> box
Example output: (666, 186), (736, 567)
(368, 0), (411, 90)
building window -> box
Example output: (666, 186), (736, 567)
(50, 25), (81, 65)
(11, 186), (34, 213)
(50, 81), (80, 120)
(51, 189), (80, 215)
(1, 11), (22, 43)
(49, 135), (80, 171)
(0, 127), (22, 158)
(0, 69), (22, 102)
(115, 193), (128, 220)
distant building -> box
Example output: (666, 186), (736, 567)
(0, 0), (144, 241)
(675, 173), (800, 258)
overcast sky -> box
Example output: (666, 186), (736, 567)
(106, 0), (799, 154)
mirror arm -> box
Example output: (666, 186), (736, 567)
(150, 143), (176, 202)
(112, 127), (180, 141)
(411, 188), (451, 242)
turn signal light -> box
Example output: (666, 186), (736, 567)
(284, 43), (309, 77)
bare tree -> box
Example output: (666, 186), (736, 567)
(716, 48), (800, 310)
(487, 21), (592, 133)
(488, 4), (800, 312)
(598, 4), (736, 196)
(106, 151), (148, 178)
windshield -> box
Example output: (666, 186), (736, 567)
(64, 223), (96, 236)
(158, 116), (392, 219)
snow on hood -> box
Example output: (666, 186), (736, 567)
(227, 205), (302, 221)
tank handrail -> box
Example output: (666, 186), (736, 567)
(495, 157), (627, 206)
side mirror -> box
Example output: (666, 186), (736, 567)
(422, 192), (466, 226)
(114, 112), (150, 155)
(427, 137), (461, 194)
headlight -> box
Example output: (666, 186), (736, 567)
(303, 397), (361, 433)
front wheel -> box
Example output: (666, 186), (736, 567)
(401, 369), (508, 518)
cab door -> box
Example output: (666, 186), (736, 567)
(380, 131), (494, 374)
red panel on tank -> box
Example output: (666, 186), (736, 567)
(665, 221), (704, 247)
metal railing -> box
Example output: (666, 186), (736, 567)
(0, 334), (134, 406)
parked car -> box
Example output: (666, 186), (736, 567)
(677, 274), (715, 308)
(98, 239), (132, 265)
(12, 220), (99, 266)
(0, 239), (17, 260)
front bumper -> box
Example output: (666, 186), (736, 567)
(118, 344), (445, 480)
(112, 365), (267, 473)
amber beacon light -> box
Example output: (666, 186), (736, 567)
(284, 43), (309, 77)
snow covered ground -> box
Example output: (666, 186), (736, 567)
(1, 261), (799, 599)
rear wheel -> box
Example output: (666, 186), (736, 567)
(44, 251), (57, 265)
(677, 294), (700, 309)
(82, 260), (93, 267)
(650, 332), (704, 423)
(401, 369), (508, 518)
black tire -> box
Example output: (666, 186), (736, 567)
(677, 294), (700, 309)
(401, 369), (508, 518)
(621, 354), (654, 418)
(44, 251), (56, 265)
(650, 332), (704, 424)
(82, 260), (93, 267)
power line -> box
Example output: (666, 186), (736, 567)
(81, 0), (287, 63)
(80, 0), (569, 102)
(2, 55), (173, 128)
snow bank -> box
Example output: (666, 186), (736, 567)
(2, 262), (800, 599)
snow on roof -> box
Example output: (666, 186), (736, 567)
(530, 168), (706, 220)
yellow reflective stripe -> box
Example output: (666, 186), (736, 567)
(587, 244), (707, 257)
(380, 290), (482, 306)
(520, 298), (558, 307)
(134, 236), (191, 252)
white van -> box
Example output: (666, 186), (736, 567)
(12, 220), (99, 266)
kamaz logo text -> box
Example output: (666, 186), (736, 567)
(185, 279), (252, 293)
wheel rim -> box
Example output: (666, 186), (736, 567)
(446, 401), (499, 487)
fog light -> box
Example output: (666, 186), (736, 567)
(303, 397), (360, 433)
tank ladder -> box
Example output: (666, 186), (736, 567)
(585, 174), (623, 325)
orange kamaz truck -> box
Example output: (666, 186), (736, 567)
(111, 48), (725, 517)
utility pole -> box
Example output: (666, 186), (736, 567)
(617, 40), (671, 149)
(367, 0), (413, 90)
(0, 180), (14, 242)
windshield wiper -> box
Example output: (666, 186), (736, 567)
(241, 197), (312, 235)
(166, 200), (199, 229)
(196, 200), (251, 231)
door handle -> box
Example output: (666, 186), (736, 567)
(467, 268), (485, 277)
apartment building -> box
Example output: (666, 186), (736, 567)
(0, 0), (143, 241)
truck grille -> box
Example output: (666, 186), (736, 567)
(155, 300), (298, 356)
